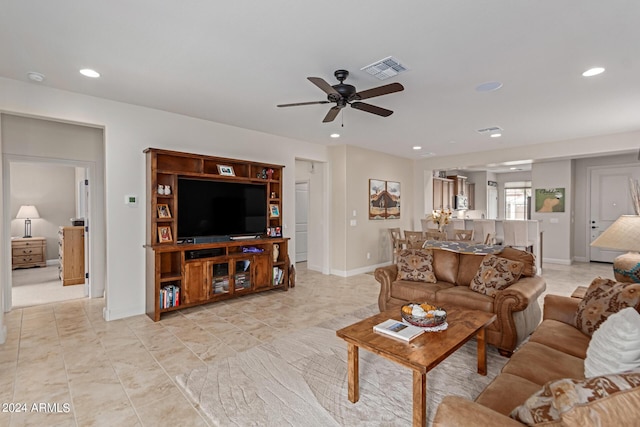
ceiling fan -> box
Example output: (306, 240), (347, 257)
(277, 69), (404, 123)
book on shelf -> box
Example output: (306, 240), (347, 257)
(373, 319), (425, 342)
(272, 267), (284, 285)
(160, 284), (180, 309)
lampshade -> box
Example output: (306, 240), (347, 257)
(16, 205), (40, 220)
(591, 215), (640, 283)
(590, 215), (640, 252)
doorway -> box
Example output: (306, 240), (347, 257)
(589, 165), (640, 262)
(295, 181), (309, 262)
(8, 160), (90, 308)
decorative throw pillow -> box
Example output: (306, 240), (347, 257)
(396, 249), (437, 283)
(575, 277), (640, 336)
(585, 307), (640, 378)
(469, 254), (524, 297)
(497, 247), (537, 277)
(510, 370), (640, 424)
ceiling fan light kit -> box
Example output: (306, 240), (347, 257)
(277, 69), (404, 123)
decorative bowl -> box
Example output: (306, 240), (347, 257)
(400, 303), (447, 327)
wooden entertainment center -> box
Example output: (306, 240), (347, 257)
(145, 148), (289, 321)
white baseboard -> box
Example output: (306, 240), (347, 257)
(543, 258), (573, 266)
(331, 261), (392, 278)
(46, 259), (60, 267)
(572, 256), (589, 263)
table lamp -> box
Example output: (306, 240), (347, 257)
(16, 205), (40, 238)
(590, 215), (640, 283)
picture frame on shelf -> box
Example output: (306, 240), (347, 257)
(158, 225), (173, 243)
(217, 165), (235, 176)
(269, 204), (280, 218)
(267, 227), (282, 237)
(157, 203), (171, 218)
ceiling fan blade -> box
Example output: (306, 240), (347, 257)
(323, 106), (341, 123)
(308, 77), (340, 96)
(351, 102), (393, 117)
(277, 100), (331, 107)
(355, 82), (404, 100)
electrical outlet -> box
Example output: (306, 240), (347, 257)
(367, 252), (371, 259)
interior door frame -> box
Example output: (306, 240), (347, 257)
(2, 154), (95, 311)
(586, 163), (640, 263)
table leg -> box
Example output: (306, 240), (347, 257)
(412, 370), (427, 427)
(477, 327), (487, 375)
(347, 343), (359, 403)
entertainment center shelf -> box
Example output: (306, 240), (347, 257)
(145, 148), (289, 321)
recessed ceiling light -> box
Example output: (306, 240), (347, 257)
(582, 67), (605, 77)
(413, 146), (422, 150)
(330, 133), (340, 138)
(490, 130), (502, 138)
(475, 81), (503, 92)
(27, 71), (45, 82)
(420, 152), (435, 157)
(510, 167), (518, 170)
(79, 68), (100, 78)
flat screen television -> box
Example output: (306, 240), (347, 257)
(177, 177), (267, 239)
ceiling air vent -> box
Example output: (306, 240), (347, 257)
(476, 126), (503, 134)
(361, 56), (408, 80)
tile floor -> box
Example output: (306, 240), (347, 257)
(0, 261), (614, 426)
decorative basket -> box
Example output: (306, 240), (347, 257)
(401, 303), (447, 327)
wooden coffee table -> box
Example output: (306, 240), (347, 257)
(335, 306), (496, 427)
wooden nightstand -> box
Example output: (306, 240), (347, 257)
(12, 237), (47, 269)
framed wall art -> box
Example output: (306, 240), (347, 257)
(369, 179), (401, 220)
(535, 188), (565, 212)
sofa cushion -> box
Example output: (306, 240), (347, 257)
(455, 253), (485, 287)
(390, 280), (453, 303)
(585, 307), (640, 378)
(498, 247), (537, 277)
(475, 373), (542, 416)
(432, 249), (459, 284)
(470, 254), (524, 297)
(575, 277), (640, 336)
(509, 369), (640, 425)
(502, 342), (585, 386)
(529, 319), (590, 359)
(435, 286), (494, 314)
(396, 249), (437, 283)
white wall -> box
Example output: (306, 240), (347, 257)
(531, 160), (573, 264)
(0, 77), (329, 322)
(330, 145), (414, 276)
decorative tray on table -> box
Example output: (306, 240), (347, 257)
(401, 303), (447, 327)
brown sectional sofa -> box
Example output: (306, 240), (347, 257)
(374, 247), (546, 355)
(432, 294), (640, 426)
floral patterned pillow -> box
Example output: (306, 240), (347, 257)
(575, 277), (640, 336)
(470, 254), (524, 297)
(510, 370), (640, 424)
(396, 249), (437, 283)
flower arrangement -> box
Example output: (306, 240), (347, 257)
(428, 209), (452, 232)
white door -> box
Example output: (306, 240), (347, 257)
(590, 166), (640, 262)
(78, 177), (90, 297)
(487, 186), (498, 219)
(295, 181), (309, 262)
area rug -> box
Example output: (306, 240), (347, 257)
(176, 305), (508, 426)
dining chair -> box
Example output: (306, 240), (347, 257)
(388, 228), (404, 263)
(425, 230), (446, 241)
(404, 230), (426, 248)
(454, 229), (474, 241)
(502, 220), (534, 252)
(473, 220), (497, 244)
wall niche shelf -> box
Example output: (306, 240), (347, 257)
(144, 148), (288, 321)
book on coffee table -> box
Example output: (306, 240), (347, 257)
(373, 319), (425, 342)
